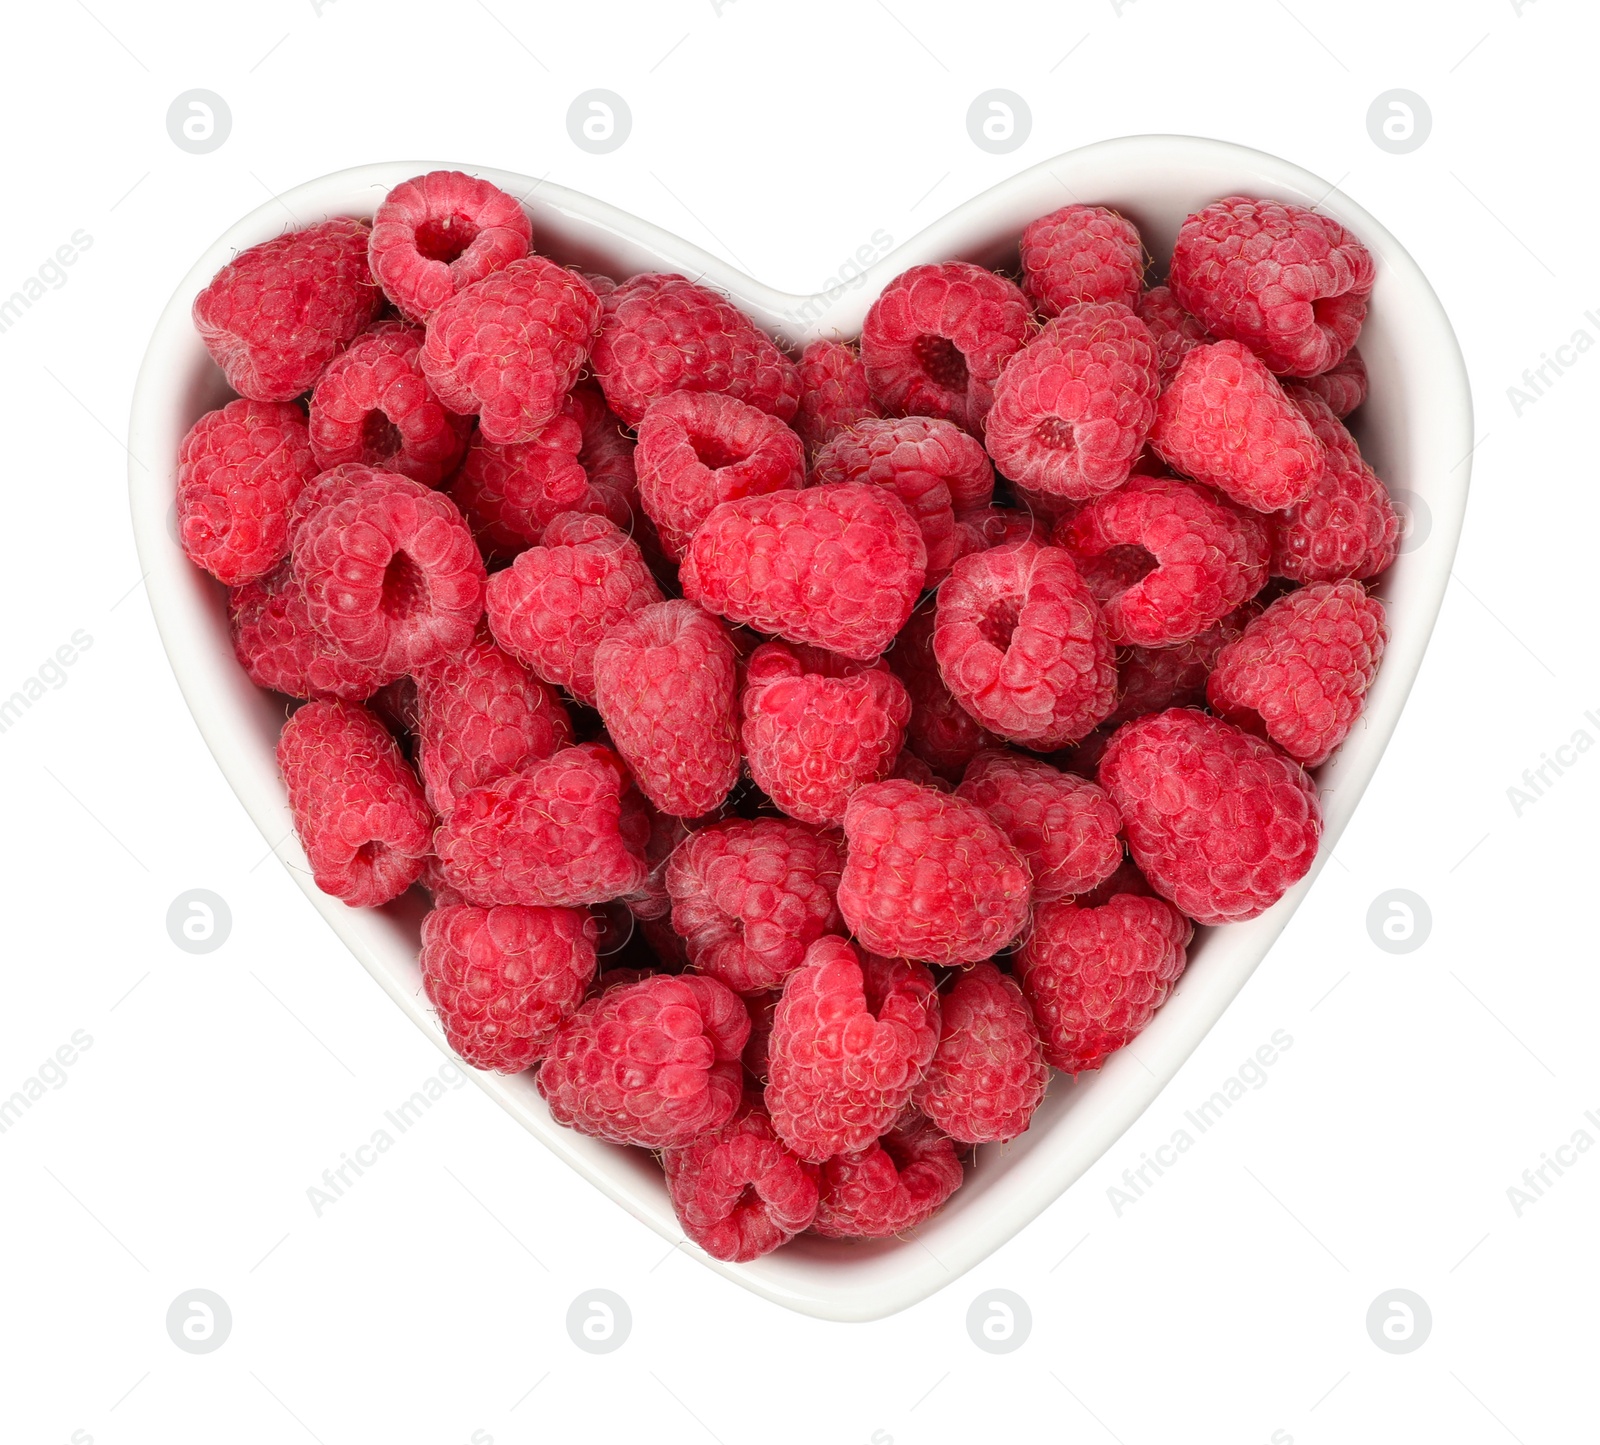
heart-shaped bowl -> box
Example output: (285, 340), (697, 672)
(128, 136), (1470, 1322)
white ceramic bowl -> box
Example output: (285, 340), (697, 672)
(128, 137), (1471, 1322)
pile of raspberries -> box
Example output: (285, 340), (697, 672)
(178, 171), (1393, 1262)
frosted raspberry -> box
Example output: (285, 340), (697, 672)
(956, 750), (1121, 901)
(1105, 605), (1256, 726)
(794, 338), (880, 453)
(764, 938), (939, 1161)
(1136, 284), (1213, 383)
(369, 170), (533, 324)
(536, 973), (749, 1148)
(662, 1098), (819, 1261)
(420, 903), (596, 1071)
(177, 399), (318, 585)
(230, 565), (388, 701)
(838, 779), (1031, 965)
(484, 512), (663, 705)
(569, 380), (641, 521)
(634, 390), (805, 559)
(932, 540), (1116, 749)
(1021, 204), (1144, 315)
(665, 818), (845, 994)
(913, 963), (1048, 1143)
(1099, 709), (1322, 924)
(290, 465), (486, 679)
(434, 743), (649, 907)
(447, 409), (600, 556)
(886, 606), (998, 781)
(592, 272), (801, 426)
(276, 700), (432, 906)
(860, 262), (1031, 432)
(1170, 196), (1374, 377)
(1008, 481), (1083, 528)
(811, 1114), (963, 1238)
(1015, 893), (1193, 1073)
(1059, 476), (1269, 647)
(1207, 580), (1387, 767)
(1295, 347), (1368, 418)
(193, 218), (381, 402)
(680, 484), (926, 661)
(420, 257), (601, 444)
(983, 302), (1161, 499)
(739, 642), (910, 827)
(950, 506), (1044, 567)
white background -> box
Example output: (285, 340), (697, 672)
(0, 1), (1594, 1441)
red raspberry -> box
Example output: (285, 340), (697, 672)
(368, 170), (533, 324)
(1151, 341), (1325, 512)
(447, 408), (603, 557)
(1020, 204), (1144, 315)
(434, 743), (650, 907)
(230, 565), (388, 701)
(1207, 580), (1387, 767)
(890, 749), (948, 791)
(794, 338), (880, 453)
(618, 801), (696, 923)
(680, 484), (927, 661)
(1135, 284), (1213, 384)
(983, 302), (1161, 499)
(276, 700), (432, 906)
(950, 505), (1044, 566)
(290, 465), (486, 679)
(634, 390), (805, 559)
(811, 1114), (962, 1238)
(308, 322), (470, 486)
(956, 750), (1121, 901)
(662, 1098), (819, 1261)
(764, 938), (939, 1161)
(1296, 348), (1367, 419)
(569, 380), (642, 522)
(860, 262), (1031, 432)
(741, 989), (780, 1082)
(1008, 480), (1083, 528)
(932, 540), (1117, 749)
(739, 642), (910, 827)
(1105, 605), (1256, 726)
(1015, 893), (1193, 1073)
(592, 600), (741, 818)
(591, 273), (801, 427)
(1098, 709), (1322, 924)
(420, 257), (601, 444)
(1059, 476), (1269, 647)
(420, 903), (596, 1072)
(414, 626), (573, 814)
(886, 606), (998, 781)
(536, 972), (749, 1148)
(484, 512), (663, 706)
(837, 779), (1031, 965)
(177, 399), (318, 585)
(912, 963), (1048, 1143)
(193, 219), (380, 402)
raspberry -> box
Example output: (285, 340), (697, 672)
(308, 322), (470, 486)
(1150, 341), (1325, 512)
(1207, 580), (1387, 767)
(368, 170), (533, 324)
(890, 749), (948, 791)
(1294, 347), (1367, 418)
(177, 399), (318, 585)
(912, 963), (1049, 1143)
(1135, 284), (1213, 383)
(860, 262), (1031, 432)
(664, 818), (845, 994)
(1170, 196), (1373, 377)
(536, 973), (749, 1147)
(414, 626), (573, 814)
(741, 989), (780, 1082)
(837, 779), (1031, 965)
(634, 390), (805, 559)
(1105, 605), (1255, 726)
(591, 273), (801, 427)
(680, 484), (927, 661)
(950, 505), (1044, 566)
(420, 903), (596, 1071)
(887, 606), (998, 781)
(1020, 204), (1144, 315)
(1098, 709), (1322, 924)
(420, 257), (601, 444)
(447, 409), (601, 556)
(568, 380), (642, 521)
(618, 802), (696, 922)
(662, 1098), (819, 1261)
(276, 700), (432, 906)
(230, 565), (389, 701)
(955, 750), (1121, 901)
(434, 743), (650, 907)
(193, 218), (381, 402)
(794, 338), (880, 453)
(932, 540), (1117, 749)
(1059, 476), (1269, 647)
(1015, 893), (1193, 1073)
(592, 600), (741, 818)
(290, 465), (486, 679)
(764, 938), (939, 1161)
(739, 642), (911, 827)
(484, 512), (663, 706)
(983, 302), (1161, 499)
(811, 1114), (963, 1238)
